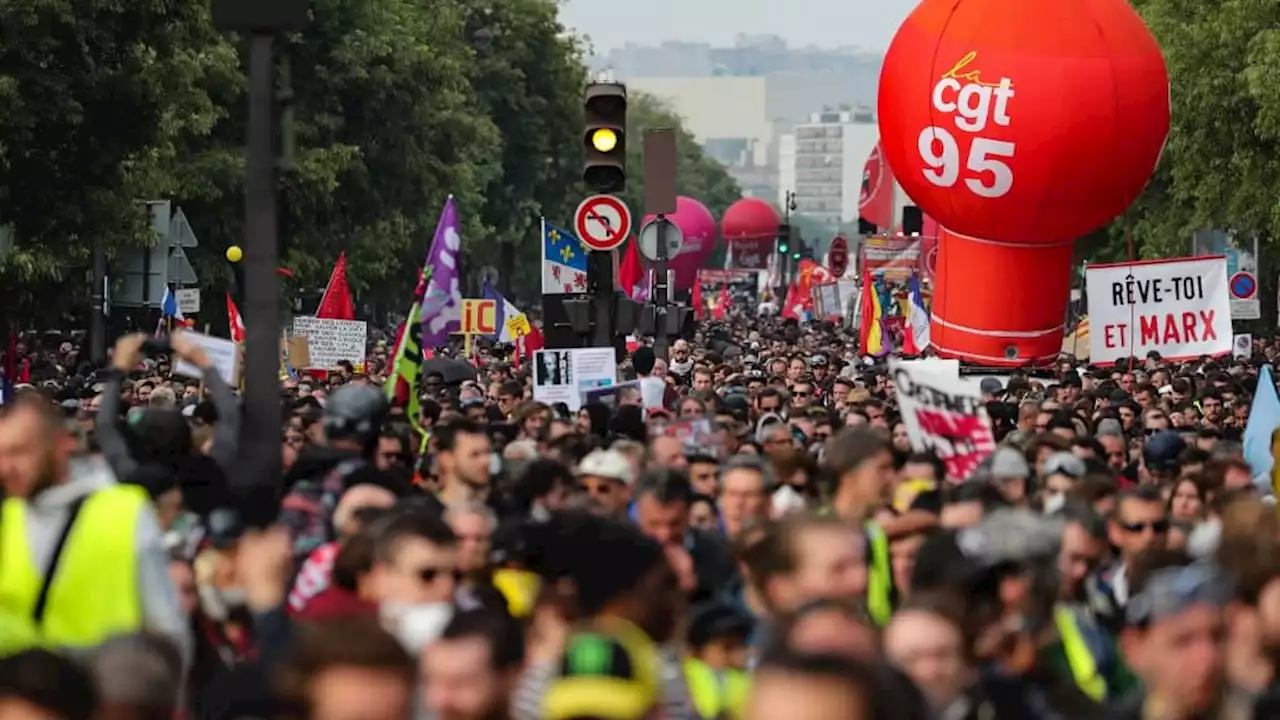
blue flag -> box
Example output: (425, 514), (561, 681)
(1244, 364), (1280, 495)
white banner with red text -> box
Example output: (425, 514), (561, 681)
(1085, 256), (1231, 364)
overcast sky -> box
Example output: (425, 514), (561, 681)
(559, 0), (915, 54)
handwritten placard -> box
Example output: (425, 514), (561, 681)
(292, 316), (367, 369)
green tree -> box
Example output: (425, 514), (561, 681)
(460, 0), (588, 300)
(0, 0), (239, 324)
(1124, 0), (1280, 258)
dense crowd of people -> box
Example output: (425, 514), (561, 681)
(1, 317), (1280, 720)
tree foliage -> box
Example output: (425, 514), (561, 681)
(0, 0), (743, 328)
(1117, 0), (1280, 260)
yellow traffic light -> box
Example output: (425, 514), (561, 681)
(590, 128), (618, 153)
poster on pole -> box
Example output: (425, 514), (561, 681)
(532, 347), (618, 411)
(292, 316), (368, 369)
(892, 360), (995, 482)
(1085, 257), (1231, 364)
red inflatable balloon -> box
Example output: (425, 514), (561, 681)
(877, 0), (1170, 244)
(721, 198), (779, 240)
(643, 196), (717, 291)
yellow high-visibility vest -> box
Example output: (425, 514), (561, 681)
(865, 522), (892, 626)
(0, 484), (148, 654)
(1055, 606), (1108, 701)
(683, 657), (751, 720)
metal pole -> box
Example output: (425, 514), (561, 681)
(90, 239), (106, 363)
(238, 33), (282, 500)
(653, 216), (671, 359)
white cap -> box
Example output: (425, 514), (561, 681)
(577, 449), (633, 485)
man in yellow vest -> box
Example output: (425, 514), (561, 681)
(821, 427), (937, 624)
(0, 394), (188, 656)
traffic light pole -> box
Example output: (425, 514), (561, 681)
(652, 216), (672, 359)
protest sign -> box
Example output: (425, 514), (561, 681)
(892, 360), (996, 482)
(292, 316), (367, 368)
(459, 299), (498, 335)
(1085, 256), (1231, 364)
(174, 333), (239, 385)
(859, 236), (922, 282)
(532, 347), (617, 411)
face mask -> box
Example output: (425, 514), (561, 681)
(380, 601), (454, 653)
(1042, 492), (1066, 515)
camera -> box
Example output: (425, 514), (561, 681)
(142, 337), (171, 355)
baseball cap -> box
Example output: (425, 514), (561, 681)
(979, 377), (1003, 395)
(1043, 451), (1086, 479)
(990, 446), (1030, 479)
(542, 629), (661, 720)
(577, 450), (633, 485)
(1143, 430), (1187, 474)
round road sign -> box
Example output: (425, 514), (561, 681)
(574, 194), (632, 251)
(1230, 271), (1257, 299)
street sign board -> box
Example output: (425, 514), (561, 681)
(170, 207), (200, 248)
(828, 235), (850, 278)
(176, 288), (201, 314)
(574, 194), (632, 251)
(1229, 270), (1261, 320)
(1230, 271), (1257, 299)
(637, 218), (683, 261)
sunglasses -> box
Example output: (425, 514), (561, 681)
(417, 567), (463, 584)
(1120, 519), (1170, 534)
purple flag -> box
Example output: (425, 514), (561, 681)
(420, 196), (463, 348)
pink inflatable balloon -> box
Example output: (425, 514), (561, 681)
(642, 196), (717, 291)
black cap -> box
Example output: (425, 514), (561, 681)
(1143, 430), (1187, 474)
(323, 384), (389, 443)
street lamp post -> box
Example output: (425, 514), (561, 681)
(213, 0), (309, 518)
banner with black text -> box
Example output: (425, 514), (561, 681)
(892, 360), (995, 482)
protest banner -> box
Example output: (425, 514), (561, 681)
(859, 235), (922, 282)
(174, 332), (239, 385)
(292, 316), (367, 369)
(892, 360), (996, 482)
(533, 347), (618, 411)
(1085, 256), (1231, 364)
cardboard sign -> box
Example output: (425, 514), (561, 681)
(893, 360), (996, 482)
(174, 333), (239, 386)
(292, 316), (367, 368)
(459, 299), (497, 335)
(1085, 256), (1231, 364)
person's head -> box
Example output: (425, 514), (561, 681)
(322, 384), (391, 453)
(435, 418), (493, 490)
(633, 469), (692, 547)
(1057, 504), (1109, 601)
(576, 450), (634, 518)
(770, 597), (878, 661)
(824, 428), (895, 515)
(0, 649), (98, 720)
(421, 609), (525, 720)
(717, 455), (772, 538)
(276, 618), (417, 720)
(514, 459), (576, 514)
(1121, 553), (1230, 717)
(374, 426), (410, 472)
(635, 423), (684, 465)
(0, 394), (76, 498)
(370, 510), (460, 606)
(87, 633), (182, 720)
(748, 651), (884, 720)
(687, 454), (719, 496)
(444, 503), (496, 574)
(334, 484), (397, 539)
(740, 515), (868, 615)
(883, 591), (973, 712)
(889, 530), (928, 598)
(1109, 485), (1169, 564)
(756, 387), (783, 415)
(1169, 475), (1207, 521)
(688, 494), (720, 533)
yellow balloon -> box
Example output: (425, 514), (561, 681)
(225, 245), (243, 263)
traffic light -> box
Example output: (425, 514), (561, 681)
(777, 222), (791, 255)
(583, 82), (627, 192)
(792, 237), (805, 262)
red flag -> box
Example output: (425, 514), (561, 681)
(618, 239), (644, 300)
(524, 324), (545, 353)
(316, 252), (355, 320)
(226, 292), (246, 343)
(712, 286), (730, 320)
(781, 281), (801, 320)
(692, 281), (705, 319)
